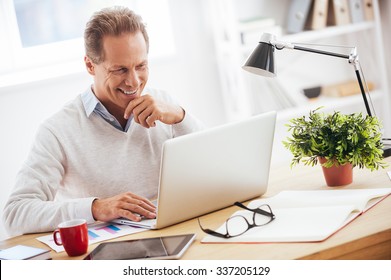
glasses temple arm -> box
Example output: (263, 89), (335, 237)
(234, 202), (275, 218)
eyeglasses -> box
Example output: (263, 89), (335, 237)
(198, 202), (275, 239)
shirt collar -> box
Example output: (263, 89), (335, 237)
(81, 86), (133, 132)
(81, 86), (100, 117)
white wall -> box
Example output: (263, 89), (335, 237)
(0, 0), (225, 241)
(380, 0), (391, 93)
(148, 0), (225, 125)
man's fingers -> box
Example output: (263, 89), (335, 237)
(136, 106), (155, 128)
(130, 99), (160, 128)
(124, 96), (145, 119)
(125, 192), (156, 209)
(110, 198), (156, 221)
(123, 94), (183, 126)
(146, 111), (160, 127)
(126, 197), (156, 213)
(92, 192), (157, 222)
(117, 209), (142, 222)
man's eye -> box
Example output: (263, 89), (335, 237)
(112, 68), (127, 75)
(137, 64), (147, 70)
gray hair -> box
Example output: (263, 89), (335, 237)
(84, 6), (149, 63)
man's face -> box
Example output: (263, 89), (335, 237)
(86, 31), (149, 116)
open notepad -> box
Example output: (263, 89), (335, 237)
(201, 188), (391, 243)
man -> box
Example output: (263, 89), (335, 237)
(3, 7), (203, 235)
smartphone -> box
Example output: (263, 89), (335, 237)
(84, 233), (196, 260)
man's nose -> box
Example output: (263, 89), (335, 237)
(124, 69), (140, 88)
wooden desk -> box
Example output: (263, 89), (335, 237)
(2, 158), (391, 260)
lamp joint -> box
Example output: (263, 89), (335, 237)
(349, 47), (359, 70)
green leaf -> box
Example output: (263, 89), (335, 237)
(283, 108), (387, 170)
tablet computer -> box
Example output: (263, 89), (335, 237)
(84, 233), (196, 260)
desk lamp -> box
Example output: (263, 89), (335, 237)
(242, 33), (391, 158)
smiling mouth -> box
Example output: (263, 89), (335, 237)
(118, 88), (137, 95)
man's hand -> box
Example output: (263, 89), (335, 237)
(91, 192), (156, 222)
(124, 95), (185, 128)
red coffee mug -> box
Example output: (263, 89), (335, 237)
(53, 219), (89, 257)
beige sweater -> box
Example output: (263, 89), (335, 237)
(3, 89), (203, 236)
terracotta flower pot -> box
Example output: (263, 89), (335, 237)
(318, 157), (353, 187)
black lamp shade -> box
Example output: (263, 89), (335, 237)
(242, 42), (276, 77)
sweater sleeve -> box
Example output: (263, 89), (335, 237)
(172, 110), (206, 137)
(146, 88), (206, 137)
(2, 124), (96, 236)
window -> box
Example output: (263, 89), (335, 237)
(14, 0), (90, 47)
(0, 0), (175, 80)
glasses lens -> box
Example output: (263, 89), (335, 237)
(254, 205), (273, 225)
(226, 215), (249, 237)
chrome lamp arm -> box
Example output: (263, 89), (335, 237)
(250, 33), (372, 117)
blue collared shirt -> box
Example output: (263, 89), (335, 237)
(81, 87), (133, 132)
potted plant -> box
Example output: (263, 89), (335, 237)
(283, 108), (387, 186)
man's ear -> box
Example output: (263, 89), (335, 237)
(84, 56), (95, 75)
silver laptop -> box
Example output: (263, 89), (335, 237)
(111, 111), (276, 229)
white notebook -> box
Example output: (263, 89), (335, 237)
(201, 188), (391, 243)
(0, 245), (51, 260)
